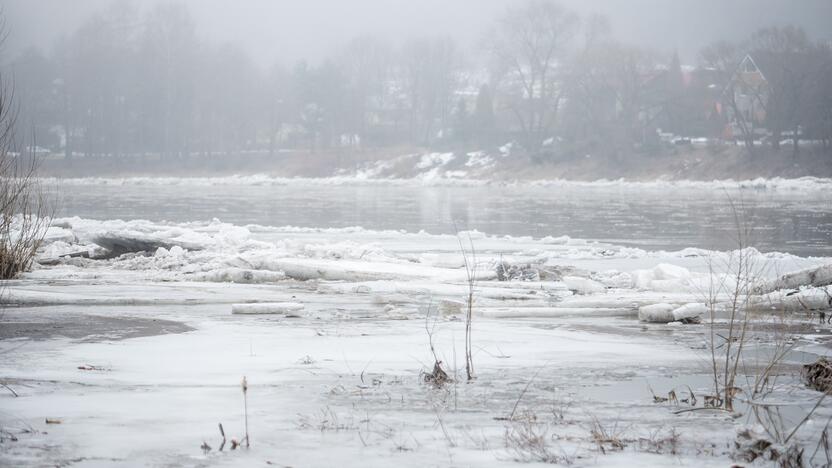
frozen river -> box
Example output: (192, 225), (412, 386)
(5, 178), (830, 467)
(54, 179), (832, 256)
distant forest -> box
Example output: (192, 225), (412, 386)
(4, 1), (832, 161)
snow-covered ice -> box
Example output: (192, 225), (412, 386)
(2, 216), (831, 467)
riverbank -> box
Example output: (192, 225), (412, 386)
(37, 144), (832, 182)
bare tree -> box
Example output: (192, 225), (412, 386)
(472, 83), (496, 145)
(139, 2), (198, 159)
(812, 44), (832, 151)
(264, 63), (290, 157)
(400, 37), (461, 146)
(337, 36), (393, 147)
(564, 36), (660, 160)
(488, 0), (578, 154)
(750, 26), (818, 157)
(700, 40), (758, 154)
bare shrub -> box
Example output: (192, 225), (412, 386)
(700, 193), (782, 412)
(703, 216), (759, 411)
(0, 59), (50, 280)
(422, 301), (452, 387)
(693, 195), (828, 466)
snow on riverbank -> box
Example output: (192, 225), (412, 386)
(40, 174), (832, 192)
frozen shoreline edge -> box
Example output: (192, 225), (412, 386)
(39, 175), (832, 191)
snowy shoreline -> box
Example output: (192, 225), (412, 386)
(40, 174), (832, 192)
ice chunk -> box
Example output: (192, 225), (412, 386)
(631, 269), (655, 289)
(479, 307), (635, 318)
(752, 264), (832, 295)
(747, 286), (832, 312)
(231, 302), (305, 315)
(671, 303), (706, 321)
(562, 276), (605, 294)
(371, 293), (414, 305)
(155, 245), (186, 258)
(318, 280), (555, 301)
(649, 279), (689, 292)
(39, 241), (101, 261)
(92, 231), (204, 256)
(6, 282), (294, 306)
(418, 253), (465, 269)
(638, 303), (676, 323)
(192, 268), (285, 284)
(591, 270), (632, 289)
(268, 258), (496, 282)
(438, 299), (465, 316)
(653, 263), (691, 281)
(559, 293), (697, 310)
(42, 226), (76, 244)
(638, 302), (704, 323)
(631, 264), (693, 292)
(495, 261), (540, 281)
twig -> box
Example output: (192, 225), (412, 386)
(672, 407), (729, 415)
(784, 393), (826, 444)
(0, 382), (17, 397)
(241, 376), (250, 448)
(218, 422), (226, 451)
(508, 364), (547, 420)
(810, 415), (832, 466)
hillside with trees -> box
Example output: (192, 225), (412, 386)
(4, 1), (831, 179)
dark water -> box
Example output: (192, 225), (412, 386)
(54, 183), (832, 257)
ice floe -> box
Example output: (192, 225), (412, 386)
(9, 217), (827, 321)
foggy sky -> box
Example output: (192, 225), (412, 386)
(4, 0), (832, 66)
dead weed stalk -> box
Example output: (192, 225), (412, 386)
(455, 226), (476, 381)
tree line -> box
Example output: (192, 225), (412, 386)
(5, 1), (832, 162)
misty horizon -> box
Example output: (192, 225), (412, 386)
(4, 0), (832, 68)
(1, 2), (831, 467)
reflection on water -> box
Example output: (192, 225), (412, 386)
(54, 183), (832, 257)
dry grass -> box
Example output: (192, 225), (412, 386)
(588, 416), (627, 454)
(297, 406), (360, 432)
(504, 412), (571, 464)
(637, 426), (680, 455)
